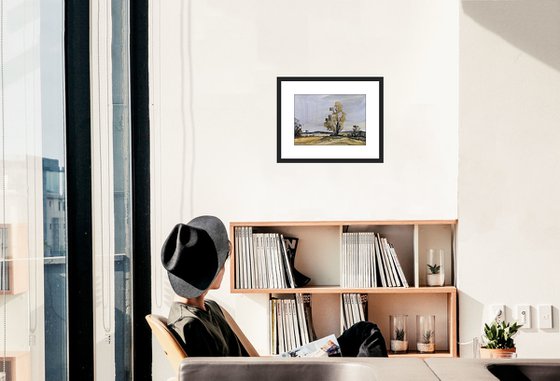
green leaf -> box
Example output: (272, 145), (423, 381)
(481, 320), (521, 349)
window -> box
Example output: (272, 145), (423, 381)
(1, 1), (68, 380)
(1, 1), (149, 379)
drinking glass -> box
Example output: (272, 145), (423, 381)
(427, 249), (445, 286)
(390, 315), (408, 353)
(416, 315), (436, 353)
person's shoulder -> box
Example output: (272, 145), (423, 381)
(167, 301), (183, 322)
(205, 300), (225, 314)
(205, 299), (220, 309)
(169, 301), (190, 316)
(170, 310), (204, 334)
(169, 302), (201, 324)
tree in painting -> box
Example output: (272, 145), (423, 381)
(323, 101), (346, 136)
(293, 94), (366, 146)
(294, 117), (303, 137)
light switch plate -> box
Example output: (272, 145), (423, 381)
(516, 304), (531, 328)
(538, 304), (553, 329)
(489, 304), (505, 323)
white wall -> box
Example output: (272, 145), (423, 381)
(151, 1), (458, 378)
(458, 0), (560, 357)
(147, 0), (560, 377)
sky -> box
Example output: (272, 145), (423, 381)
(294, 94), (366, 132)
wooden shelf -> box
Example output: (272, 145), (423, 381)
(232, 286), (457, 295)
(388, 350), (453, 358)
(231, 220), (457, 227)
(229, 220), (458, 358)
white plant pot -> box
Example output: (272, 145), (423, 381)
(427, 273), (444, 287)
(417, 342), (435, 353)
(390, 340), (408, 353)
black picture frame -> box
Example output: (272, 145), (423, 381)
(277, 76), (384, 163)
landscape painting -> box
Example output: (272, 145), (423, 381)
(277, 77), (383, 163)
(294, 94), (366, 146)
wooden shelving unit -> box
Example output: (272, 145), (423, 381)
(230, 220), (458, 358)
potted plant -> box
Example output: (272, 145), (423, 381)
(426, 264), (444, 286)
(426, 249), (444, 286)
(417, 329), (435, 353)
(391, 327), (408, 353)
(480, 321), (522, 359)
(390, 315), (408, 353)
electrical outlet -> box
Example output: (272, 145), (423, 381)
(516, 304), (531, 328)
(538, 304), (553, 329)
(489, 304), (505, 323)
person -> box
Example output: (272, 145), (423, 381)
(162, 215), (388, 357)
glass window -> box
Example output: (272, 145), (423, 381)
(90, 0), (134, 378)
(111, 0), (133, 379)
(2, 1), (138, 379)
(1, 0), (68, 380)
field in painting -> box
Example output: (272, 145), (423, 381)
(295, 135), (365, 145)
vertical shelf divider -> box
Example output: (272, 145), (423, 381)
(452, 224), (457, 287)
(448, 290), (458, 357)
(413, 224), (419, 288)
(338, 224), (344, 288)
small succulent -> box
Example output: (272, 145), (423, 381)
(427, 264), (441, 274)
(482, 321), (522, 349)
(422, 330), (434, 344)
(395, 328), (406, 341)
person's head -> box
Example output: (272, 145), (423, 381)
(161, 215), (230, 298)
(209, 261), (226, 290)
(207, 238), (231, 290)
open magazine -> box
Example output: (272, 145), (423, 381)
(279, 334), (341, 358)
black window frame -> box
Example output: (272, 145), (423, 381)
(65, 0), (151, 379)
(130, 0), (152, 380)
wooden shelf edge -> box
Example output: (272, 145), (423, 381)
(388, 351), (453, 358)
(231, 286), (457, 295)
(230, 220), (458, 227)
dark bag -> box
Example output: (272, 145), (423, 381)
(337, 321), (388, 357)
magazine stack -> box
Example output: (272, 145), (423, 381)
(340, 232), (409, 288)
(279, 335), (341, 358)
(269, 294), (316, 355)
(340, 293), (368, 331)
(234, 227), (296, 289)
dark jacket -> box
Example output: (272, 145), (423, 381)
(167, 300), (249, 357)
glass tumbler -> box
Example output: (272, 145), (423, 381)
(389, 315), (408, 353)
(427, 249), (445, 286)
(416, 315), (436, 353)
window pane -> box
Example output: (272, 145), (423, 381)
(1, 1), (67, 381)
(112, 0), (132, 379)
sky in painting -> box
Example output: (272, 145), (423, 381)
(294, 94), (366, 132)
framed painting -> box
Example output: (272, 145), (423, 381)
(277, 77), (383, 163)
